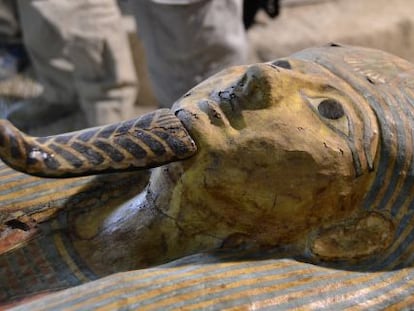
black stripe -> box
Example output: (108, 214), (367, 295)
(116, 120), (135, 135)
(114, 137), (147, 160)
(44, 155), (60, 170)
(93, 140), (125, 162)
(9, 135), (22, 159)
(77, 129), (98, 142)
(156, 116), (180, 128)
(54, 135), (74, 144)
(135, 111), (156, 129)
(374, 89), (406, 212)
(49, 144), (83, 168)
(153, 130), (189, 157)
(392, 88), (414, 216)
(98, 124), (118, 139)
(135, 130), (166, 156)
(37, 222), (81, 286)
(370, 220), (414, 270)
(54, 212), (98, 281)
(387, 87), (414, 218)
(71, 142), (104, 166)
(157, 114), (178, 123)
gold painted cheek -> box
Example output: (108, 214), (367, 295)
(72, 207), (107, 240)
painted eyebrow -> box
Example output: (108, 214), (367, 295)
(271, 59), (292, 70)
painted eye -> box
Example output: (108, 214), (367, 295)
(318, 99), (345, 120)
(304, 96), (349, 136)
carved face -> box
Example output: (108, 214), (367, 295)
(2, 46), (410, 271)
(172, 59), (380, 253)
(4, 46), (414, 306)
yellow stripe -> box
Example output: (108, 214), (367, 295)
(381, 95), (414, 213)
(389, 182), (414, 224)
(346, 272), (414, 310)
(69, 261), (295, 310)
(140, 265), (327, 311)
(0, 182), (90, 214)
(298, 268), (409, 310)
(51, 220), (89, 283)
(182, 270), (350, 311)
(385, 290), (414, 310)
(0, 173), (41, 194)
(370, 111), (397, 210)
(223, 272), (358, 310)
(0, 173), (136, 214)
(0, 177), (88, 203)
(389, 231), (414, 269)
(0, 168), (21, 179)
(35, 260), (247, 310)
(383, 212), (414, 269)
(31, 270), (169, 311)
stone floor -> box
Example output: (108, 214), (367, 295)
(249, 0), (414, 62)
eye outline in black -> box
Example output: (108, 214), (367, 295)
(317, 99), (345, 120)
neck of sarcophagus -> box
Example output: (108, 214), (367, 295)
(81, 162), (223, 275)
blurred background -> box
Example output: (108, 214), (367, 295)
(1, 0), (413, 134)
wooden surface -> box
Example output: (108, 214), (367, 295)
(3, 45), (414, 309)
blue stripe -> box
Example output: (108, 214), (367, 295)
(265, 269), (413, 310)
(0, 165), (17, 177)
(0, 176), (89, 197)
(286, 56), (414, 271)
(42, 259), (297, 310)
(37, 222), (82, 287)
(0, 173), (40, 187)
(389, 89), (414, 216)
(374, 89), (406, 212)
(371, 223), (414, 269)
(54, 212), (98, 281)
(132, 267), (335, 310)
(395, 210), (414, 237)
(366, 87), (414, 269)
(132, 263), (311, 309)
(368, 282), (414, 310)
(317, 268), (414, 310)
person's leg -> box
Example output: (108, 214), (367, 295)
(17, 0), (76, 107)
(0, 0), (19, 43)
(130, 0), (247, 108)
(17, 0), (137, 128)
(64, 0), (138, 125)
(0, 0), (29, 80)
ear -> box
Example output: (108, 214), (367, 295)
(310, 212), (394, 261)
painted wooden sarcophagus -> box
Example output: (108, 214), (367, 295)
(2, 44), (414, 309)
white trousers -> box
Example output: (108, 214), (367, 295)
(130, 0), (247, 107)
(0, 0), (247, 126)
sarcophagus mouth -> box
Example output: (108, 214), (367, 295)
(0, 108), (197, 178)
